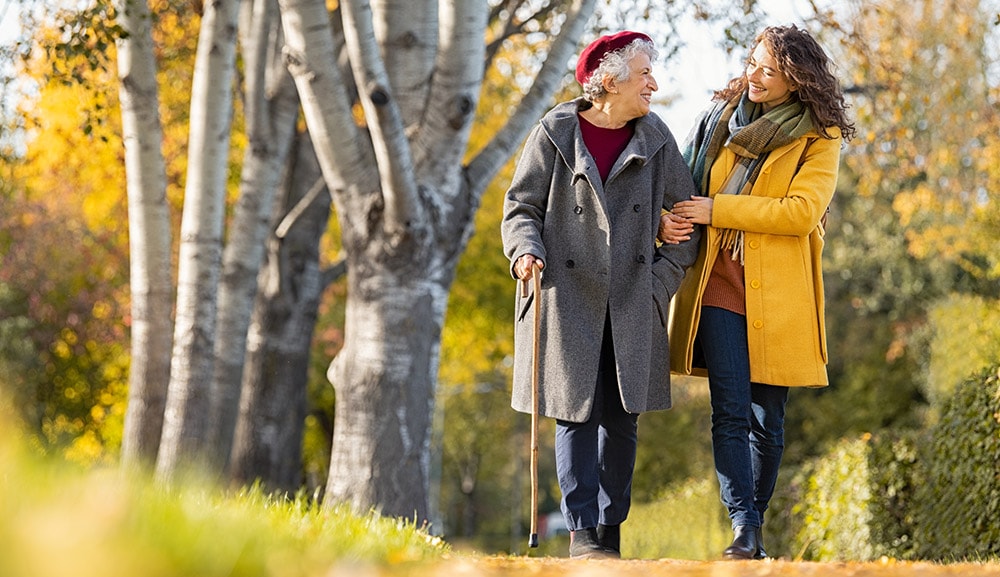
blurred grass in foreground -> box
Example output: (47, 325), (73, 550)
(0, 421), (448, 577)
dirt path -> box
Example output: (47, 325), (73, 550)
(393, 557), (1000, 577)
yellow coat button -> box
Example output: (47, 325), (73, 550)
(748, 240), (759, 249)
(750, 279), (761, 289)
(753, 320), (763, 329)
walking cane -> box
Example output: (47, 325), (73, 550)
(524, 261), (542, 549)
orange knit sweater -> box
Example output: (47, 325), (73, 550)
(702, 248), (746, 315)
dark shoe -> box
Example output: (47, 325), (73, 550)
(754, 526), (768, 559)
(596, 523), (621, 556)
(569, 527), (619, 559)
(722, 525), (760, 560)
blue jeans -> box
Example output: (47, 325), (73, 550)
(698, 306), (788, 529)
(556, 314), (638, 530)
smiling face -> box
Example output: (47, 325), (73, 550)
(745, 42), (796, 111)
(605, 52), (658, 120)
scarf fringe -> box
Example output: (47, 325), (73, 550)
(719, 229), (745, 265)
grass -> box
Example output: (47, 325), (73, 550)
(0, 429), (448, 577)
(623, 477), (731, 560)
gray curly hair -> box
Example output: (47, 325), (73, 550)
(581, 38), (658, 102)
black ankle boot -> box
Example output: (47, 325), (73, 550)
(723, 525), (760, 560)
(569, 527), (618, 559)
(596, 523), (621, 557)
(754, 526), (768, 559)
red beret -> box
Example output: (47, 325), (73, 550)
(575, 31), (653, 85)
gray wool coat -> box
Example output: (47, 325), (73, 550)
(501, 98), (701, 423)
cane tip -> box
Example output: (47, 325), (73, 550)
(528, 534), (538, 548)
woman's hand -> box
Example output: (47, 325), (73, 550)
(514, 254), (544, 281)
(672, 196), (713, 225)
(657, 212), (695, 244)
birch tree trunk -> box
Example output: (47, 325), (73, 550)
(279, 0), (596, 520)
(229, 131), (337, 492)
(205, 0), (301, 472)
(156, 0), (241, 481)
(116, 0), (174, 468)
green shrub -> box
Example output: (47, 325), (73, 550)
(926, 295), (1000, 408)
(795, 437), (875, 560)
(624, 477), (730, 560)
(769, 432), (920, 561)
(915, 365), (1000, 560)
(866, 432), (920, 560)
(772, 365), (1000, 562)
(766, 460), (813, 559)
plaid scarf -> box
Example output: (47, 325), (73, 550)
(683, 92), (814, 263)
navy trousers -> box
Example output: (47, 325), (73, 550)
(555, 314), (638, 530)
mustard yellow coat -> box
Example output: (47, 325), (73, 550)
(668, 126), (842, 388)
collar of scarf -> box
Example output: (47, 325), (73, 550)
(683, 92), (813, 264)
(685, 92), (814, 193)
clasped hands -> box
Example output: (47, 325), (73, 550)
(515, 196), (711, 276)
(659, 195), (712, 244)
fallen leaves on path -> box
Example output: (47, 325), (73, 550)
(373, 556), (1000, 577)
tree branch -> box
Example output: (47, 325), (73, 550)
(484, 1), (564, 84)
(465, 0), (597, 193)
(275, 176), (326, 240)
(320, 258), (348, 290)
(278, 0), (375, 232)
(411, 0), (488, 190)
(341, 0), (422, 237)
(375, 0), (437, 129)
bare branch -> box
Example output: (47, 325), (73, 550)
(320, 258), (348, 289)
(341, 0), (422, 236)
(466, 0), (597, 193)
(275, 176), (326, 239)
(279, 0), (376, 233)
(411, 1), (488, 188)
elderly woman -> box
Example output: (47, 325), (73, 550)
(501, 31), (700, 559)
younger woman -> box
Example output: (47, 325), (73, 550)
(661, 24), (856, 560)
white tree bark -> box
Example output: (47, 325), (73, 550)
(279, 0), (597, 520)
(205, 0), (301, 472)
(372, 1), (437, 128)
(112, 0), (699, 511)
(116, 0), (174, 468)
(341, 0), (423, 235)
(230, 132), (335, 491)
(156, 0), (241, 482)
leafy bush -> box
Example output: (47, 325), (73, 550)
(624, 477), (730, 560)
(772, 365), (1000, 562)
(865, 432), (920, 560)
(915, 366), (1000, 560)
(769, 432), (920, 561)
(794, 436), (875, 560)
(926, 295), (1000, 408)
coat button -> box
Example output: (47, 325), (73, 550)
(750, 279), (761, 289)
(749, 240), (760, 249)
(574, 206), (583, 214)
(566, 260), (575, 268)
(753, 320), (763, 329)
(633, 204), (641, 212)
(637, 255), (646, 263)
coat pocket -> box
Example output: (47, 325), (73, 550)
(517, 290), (535, 322)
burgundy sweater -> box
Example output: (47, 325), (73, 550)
(579, 114), (634, 182)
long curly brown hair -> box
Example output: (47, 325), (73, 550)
(715, 24), (856, 141)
